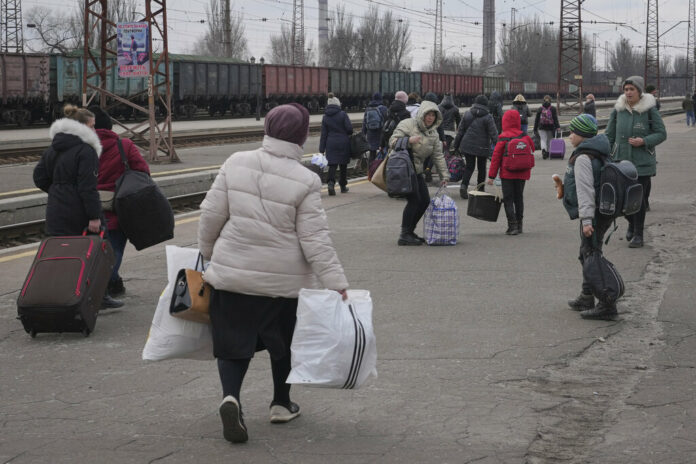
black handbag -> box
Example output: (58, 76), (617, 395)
(582, 235), (625, 304)
(350, 133), (370, 159)
(113, 140), (174, 250)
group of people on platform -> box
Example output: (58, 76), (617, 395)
(33, 73), (667, 444)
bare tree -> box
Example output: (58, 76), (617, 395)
(320, 5), (411, 70)
(609, 37), (643, 81)
(498, 18), (558, 83)
(25, 0), (140, 53)
(426, 53), (479, 74)
(268, 22), (316, 65)
(192, 0), (248, 59)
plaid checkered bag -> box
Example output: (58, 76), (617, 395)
(423, 187), (459, 246)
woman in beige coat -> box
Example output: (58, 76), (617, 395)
(389, 100), (449, 245)
(198, 103), (349, 444)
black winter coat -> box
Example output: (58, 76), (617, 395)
(380, 100), (411, 148)
(488, 91), (504, 133)
(533, 103), (560, 132)
(439, 95), (462, 132)
(512, 102), (531, 125)
(33, 118), (102, 236)
(583, 100), (596, 118)
(361, 100), (388, 150)
(319, 105), (353, 165)
(452, 104), (498, 157)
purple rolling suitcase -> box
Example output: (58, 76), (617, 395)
(17, 231), (115, 338)
(549, 130), (566, 159)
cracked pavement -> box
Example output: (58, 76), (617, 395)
(1, 115), (694, 463)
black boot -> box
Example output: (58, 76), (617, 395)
(101, 294), (124, 310)
(340, 184), (349, 193)
(517, 218), (523, 234)
(411, 230), (426, 243)
(108, 277), (125, 297)
(398, 228), (423, 246)
(505, 220), (519, 235)
(626, 224), (634, 241)
(580, 301), (618, 320)
(542, 149), (549, 160)
(568, 292), (594, 311)
(460, 185), (468, 199)
(629, 235), (644, 248)
(327, 182), (336, 196)
(424, 169), (432, 183)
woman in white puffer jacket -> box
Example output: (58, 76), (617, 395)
(198, 103), (349, 444)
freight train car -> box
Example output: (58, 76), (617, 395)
(420, 72), (481, 106)
(329, 69), (380, 109)
(0, 53), (50, 126)
(264, 65), (329, 112)
(483, 76), (505, 96)
(379, 70), (421, 102)
(171, 55), (261, 118)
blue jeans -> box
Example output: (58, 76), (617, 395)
(686, 111), (695, 126)
(107, 228), (127, 282)
(520, 123), (528, 134)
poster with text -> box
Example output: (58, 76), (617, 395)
(117, 22), (149, 77)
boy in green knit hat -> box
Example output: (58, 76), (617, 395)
(559, 114), (619, 320)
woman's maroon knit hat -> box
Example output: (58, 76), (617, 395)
(264, 103), (310, 146)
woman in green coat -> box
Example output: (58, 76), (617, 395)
(605, 76), (667, 248)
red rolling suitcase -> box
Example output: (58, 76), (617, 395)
(17, 231), (115, 337)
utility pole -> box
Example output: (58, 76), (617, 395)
(482, 0), (495, 67)
(0, 0), (24, 53)
(592, 33), (597, 83)
(83, 0), (177, 162)
(686, 0), (696, 94)
(557, 0), (583, 114)
(644, 0), (660, 97)
(222, 0), (231, 57)
(434, 0), (443, 70)
(291, 0), (305, 65)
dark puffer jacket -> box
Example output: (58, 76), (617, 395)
(319, 104), (353, 165)
(438, 95), (462, 133)
(583, 99), (596, 118)
(452, 103), (498, 157)
(533, 102), (560, 132)
(380, 99), (411, 148)
(488, 91), (504, 132)
(361, 99), (388, 150)
(33, 118), (103, 236)
(512, 101), (531, 125)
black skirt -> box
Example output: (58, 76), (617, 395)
(209, 289), (297, 361)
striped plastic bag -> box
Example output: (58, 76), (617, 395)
(423, 187), (459, 245)
(287, 289), (377, 389)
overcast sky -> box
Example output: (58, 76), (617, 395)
(23, 0), (692, 70)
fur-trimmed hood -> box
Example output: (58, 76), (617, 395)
(49, 118), (102, 157)
(614, 92), (656, 114)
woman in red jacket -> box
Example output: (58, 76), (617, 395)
(91, 106), (151, 297)
(487, 110), (534, 235)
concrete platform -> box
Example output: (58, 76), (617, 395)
(0, 111), (695, 462)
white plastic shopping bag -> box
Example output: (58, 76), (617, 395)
(311, 153), (328, 169)
(287, 289), (377, 389)
(142, 245), (214, 361)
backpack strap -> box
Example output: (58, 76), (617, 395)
(499, 136), (513, 157)
(116, 139), (130, 171)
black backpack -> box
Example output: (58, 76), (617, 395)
(583, 236), (625, 304)
(598, 160), (643, 218)
(386, 137), (416, 198)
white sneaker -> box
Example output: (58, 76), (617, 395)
(269, 401), (301, 423)
(219, 396), (248, 443)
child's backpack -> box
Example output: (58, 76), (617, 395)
(540, 106), (554, 126)
(598, 160), (643, 218)
(447, 154), (465, 182)
(365, 107), (383, 130)
(500, 135), (535, 172)
(386, 137), (416, 198)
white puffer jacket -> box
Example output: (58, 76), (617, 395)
(198, 136), (349, 298)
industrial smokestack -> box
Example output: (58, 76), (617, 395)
(482, 0), (495, 67)
(318, 0), (328, 61)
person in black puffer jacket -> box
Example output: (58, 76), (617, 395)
(34, 104), (123, 309)
(487, 90), (504, 133)
(319, 93), (353, 195)
(34, 104), (102, 236)
(512, 94), (531, 133)
(362, 92), (389, 164)
(453, 94), (498, 198)
(439, 94), (462, 150)
(380, 91), (412, 149)
(533, 95), (561, 159)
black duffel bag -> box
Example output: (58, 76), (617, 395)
(582, 238), (625, 304)
(113, 140), (174, 251)
(350, 133), (370, 159)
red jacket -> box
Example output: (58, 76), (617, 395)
(488, 110), (534, 180)
(96, 129), (151, 230)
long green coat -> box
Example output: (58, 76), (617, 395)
(605, 93), (667, 177)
